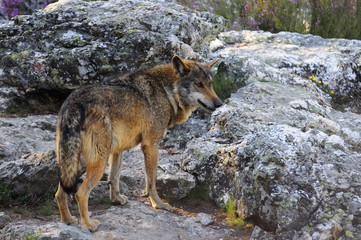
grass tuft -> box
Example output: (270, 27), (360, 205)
(22, 230), (42, 240)
(225, 197), (246, 228)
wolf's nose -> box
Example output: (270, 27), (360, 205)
(214, 99), (223, 108)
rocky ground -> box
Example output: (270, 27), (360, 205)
(1, 199), (234, 240)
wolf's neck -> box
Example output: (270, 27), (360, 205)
(165, 86), (195, 128)
(147, 65), (194, 127)
(164, 86), (179, 117)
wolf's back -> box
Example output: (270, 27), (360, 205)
(56, 98), (85, 194)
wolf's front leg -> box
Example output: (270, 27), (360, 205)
(141, 143), (173, 212)
(109, 152), (128, 205)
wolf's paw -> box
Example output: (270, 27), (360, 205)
(62, 215), (78, 225)
(84, 219), (100, 232)
(154, 202), (173, 212)
(112, 194), (128, 205)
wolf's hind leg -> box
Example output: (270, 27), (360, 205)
(141, 143), (173, 212)
(109, 152), (128, 205)
(75, 162), (107, 232)
(76, 115), (111, 232)
(55, 182), (78, 225)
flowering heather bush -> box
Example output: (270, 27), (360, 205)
(177, 0), (262, 30)
(43, 0), (52, 8)
(177, 0), (361, 40)
(1, 0), (52, 18)
(1, 0), (24, 18)
(309, 0), (361, 39)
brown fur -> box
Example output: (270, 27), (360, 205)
(55, 56), (222, 231)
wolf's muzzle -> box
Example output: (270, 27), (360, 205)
(214, 99), (223, 109)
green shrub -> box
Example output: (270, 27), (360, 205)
(0, 184), (12, 205)
(213, 70), (243, 101)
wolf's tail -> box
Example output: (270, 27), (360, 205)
(56, 100), (85, 194)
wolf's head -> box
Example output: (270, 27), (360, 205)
(172, 55), (223, 112)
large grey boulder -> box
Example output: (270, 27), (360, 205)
(182, 80), (361, 239)
(0, 0), (225, 112)
(197, 32), (361, 238)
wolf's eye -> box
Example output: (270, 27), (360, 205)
(196, 82), (204, 88)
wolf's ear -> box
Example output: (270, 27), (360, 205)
(172, 55), (190, 77)
(208, 58), (219, 68)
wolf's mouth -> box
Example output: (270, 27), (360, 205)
(198, 99), (216, 112)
